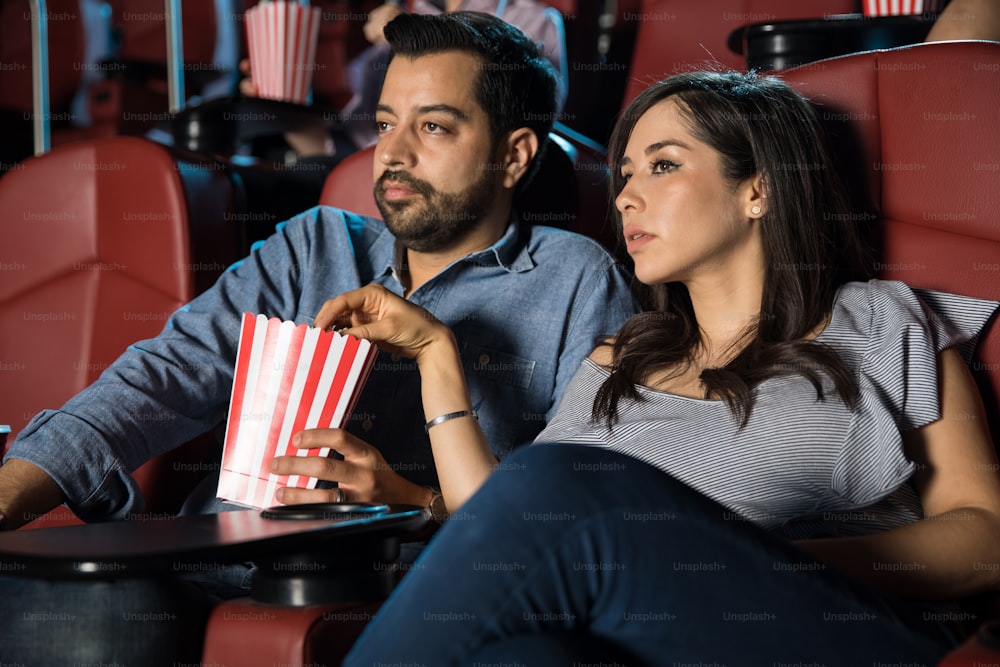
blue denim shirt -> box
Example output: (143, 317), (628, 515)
(7, 206), (638, 521)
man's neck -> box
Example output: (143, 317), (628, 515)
(402, 213), (510, 296)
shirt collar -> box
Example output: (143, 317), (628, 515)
(376, 214), (536, 285)
(466, 215), (535, 273)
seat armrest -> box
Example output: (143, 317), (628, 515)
(939, 620), (1000, 665)
(202, 599), (383, 665)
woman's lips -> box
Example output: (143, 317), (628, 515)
(624, 227), (653, 254)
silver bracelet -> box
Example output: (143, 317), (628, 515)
(424, 410), (477, 432)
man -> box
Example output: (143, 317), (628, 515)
(0, 13), (636, 662)
(0, 12), (636, 534)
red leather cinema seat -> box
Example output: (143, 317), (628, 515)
(108, 0), (218, 67)
(0, 136), (243, 525)
(780, 40), (1000, 437)
(621, 0), (859, 108)
(777, 40), (1000, 665)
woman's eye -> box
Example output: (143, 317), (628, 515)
(376, 120), (392, 134)
(620, 171), (633, 183)
(652, 160), (678, 174)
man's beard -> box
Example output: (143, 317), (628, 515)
(374, 168), (498, 253)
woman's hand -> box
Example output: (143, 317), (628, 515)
(363, 2), (403, 45)
(271, 428), (431, 506)
(238, 58), (257, 97)
(316, 285), (497, 513)
(314, 284), (455, 365)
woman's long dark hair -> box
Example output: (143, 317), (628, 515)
(593, 71), (872, 428)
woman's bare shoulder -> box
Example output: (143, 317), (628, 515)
(588, 337), (616, 366)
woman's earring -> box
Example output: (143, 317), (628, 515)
(750, 204), (762, 216)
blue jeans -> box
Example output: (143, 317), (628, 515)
(345, 444), (963, 667)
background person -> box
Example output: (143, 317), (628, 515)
(243, 2), (567, 160)
(925, 0), (1000, 42)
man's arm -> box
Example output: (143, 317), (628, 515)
(549, 250), (638, 421)
(0, 459), (65, 530)
(1, 208), (353, 523)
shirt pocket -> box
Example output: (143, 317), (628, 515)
(459, 340), (537, 458)
(462, 341), (535, 390)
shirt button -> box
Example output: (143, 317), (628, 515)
(478, 354), (490, 365)
(390, 353), (401, 363)
(362, 418), (374, 432)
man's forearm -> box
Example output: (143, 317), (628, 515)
(0, 459), (66, 529)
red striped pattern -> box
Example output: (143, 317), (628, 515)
(863, 0), (943, 15)
(218, 313), (379, 509)
(245, 2), (322, 104)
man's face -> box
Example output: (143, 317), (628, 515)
(373, 51), (504, 253)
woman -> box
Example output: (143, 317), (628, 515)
(319, 71), (1000, 664)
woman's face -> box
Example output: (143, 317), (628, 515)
(615, 98), (764, 287)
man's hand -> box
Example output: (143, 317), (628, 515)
(363, 2), (403, 45)
(270, 428), (430, 506)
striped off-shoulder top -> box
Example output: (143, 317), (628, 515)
(534, 280), (999, 539)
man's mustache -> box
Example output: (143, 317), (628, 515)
(375, 170), (434, 199)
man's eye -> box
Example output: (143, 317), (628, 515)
(424, 122), (447, 134)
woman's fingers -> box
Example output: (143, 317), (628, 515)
(313, 285), (389, 331)
(312, 285), (445, 359)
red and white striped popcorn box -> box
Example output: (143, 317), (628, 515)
(245, 1), (322, 104)
(863, 0), (943, 16)
(217, 313), (379, 509)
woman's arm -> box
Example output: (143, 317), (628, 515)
(314, 285), (498, 514)
(795, 347), (1000, 599)
(925, 0), (1000, 42)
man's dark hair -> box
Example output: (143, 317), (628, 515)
(383, 11), (559, 147)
